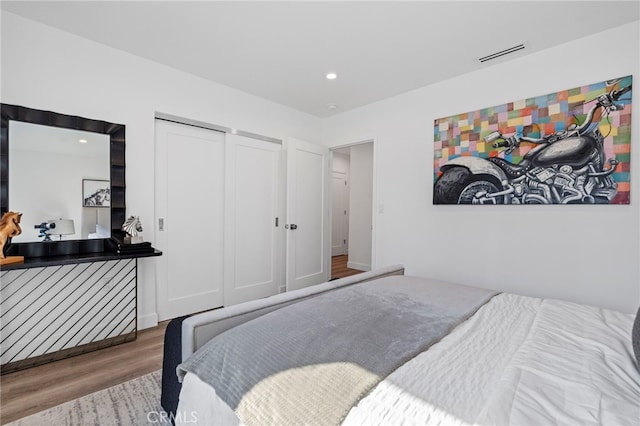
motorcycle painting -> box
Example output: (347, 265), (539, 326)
(433, 76), (632, 205)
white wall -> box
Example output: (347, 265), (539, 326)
(4, 12), (638, 318)
(2, 12), (322, 328)
(10, 149), (107, 242)
(323, 21), (640, 314)
(9, 122), (110, 242)
(347, 143), (373, 271)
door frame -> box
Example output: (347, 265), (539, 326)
(329, 138), (377, 271)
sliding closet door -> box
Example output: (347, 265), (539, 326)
(223, 134), (281, 306)
(155, 120), (225, 321)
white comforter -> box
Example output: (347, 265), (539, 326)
(176, 293), (640, 425)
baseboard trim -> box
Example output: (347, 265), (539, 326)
(347, 261), (371, 272)
(138, 313), (159, 330)
(1, 332), (136, 375)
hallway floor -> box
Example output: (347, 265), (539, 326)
(331, 255), (362, 280)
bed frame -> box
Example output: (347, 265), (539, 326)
(160, 265), (405, 418)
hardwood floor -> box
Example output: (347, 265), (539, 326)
(331, 255), (363, 280)
(0, 321), (168, 424)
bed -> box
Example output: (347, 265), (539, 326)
(161, 265), (640, 425)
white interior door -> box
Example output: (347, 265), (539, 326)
(286, 138), (330, 291)
(331, 171), (349, 256)
(224, 134), (281, 306)
(155, 120), (225, 321)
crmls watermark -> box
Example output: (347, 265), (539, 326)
(147, 410), (198, 424)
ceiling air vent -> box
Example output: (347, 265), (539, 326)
(478, 43), (526, 63)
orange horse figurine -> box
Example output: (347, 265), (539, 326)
(0, 211), (22, 259)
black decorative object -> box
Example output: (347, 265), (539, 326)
(116, 241), (153, 255)
(34, 221), (55, 241)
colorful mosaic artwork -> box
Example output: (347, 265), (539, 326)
(433, 76), (633, 204)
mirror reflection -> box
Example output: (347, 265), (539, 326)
(9, 121), (111, 242)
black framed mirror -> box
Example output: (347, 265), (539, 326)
(1, 103), (126, 257)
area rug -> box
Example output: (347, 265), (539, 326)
(6, 370), (171, 426)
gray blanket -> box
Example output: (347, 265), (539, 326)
(177, 275), (498, 426)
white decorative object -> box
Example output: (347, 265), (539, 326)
(122, 216), (144, 243)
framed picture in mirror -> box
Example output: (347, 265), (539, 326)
(83, 179), (111, 207)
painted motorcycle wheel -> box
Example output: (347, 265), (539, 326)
(433, 166), (505, 204)
(458, 180), (502, 204)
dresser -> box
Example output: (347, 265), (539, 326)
(0, 250), (160, 374)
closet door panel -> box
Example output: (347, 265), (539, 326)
(224, 134), (281, 306)
(155, 120), (225, 321)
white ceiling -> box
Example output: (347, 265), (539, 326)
(2, 1), (639, 117)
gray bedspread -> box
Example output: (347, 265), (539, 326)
(177, 275), (498, 426)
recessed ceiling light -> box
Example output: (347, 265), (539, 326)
(326, 72), (337, 80)
(78, 139), (88, 143)
(327, 104), (338, 110)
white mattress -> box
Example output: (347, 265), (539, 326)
(176, 293), (640, 425)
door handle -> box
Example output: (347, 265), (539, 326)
(285, 224), (298, 230)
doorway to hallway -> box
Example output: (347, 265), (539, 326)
(330, 140), (374, 280)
